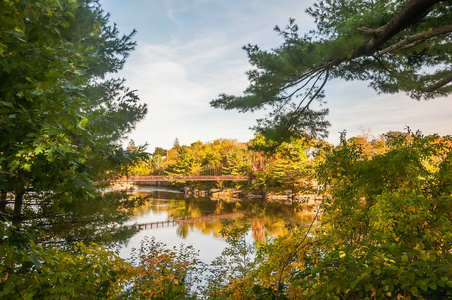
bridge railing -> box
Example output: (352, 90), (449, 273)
(135, 212), (245, 230)
(122, 175), (251, 183)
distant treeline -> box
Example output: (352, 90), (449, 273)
(125, 131), (436, 193)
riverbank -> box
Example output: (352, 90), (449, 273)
(181, 186), (322, 206)
(108, 182), (322, 208)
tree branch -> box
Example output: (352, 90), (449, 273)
(280, 59), (342, 93)
(275, 199), (323, 300)
(360, 0), (444, 55)
(424, 73), (452, 93)
(357, 26), (385, 36)
(295, 69), (330, 115)
(274, 80), (313, 116)
(380, 25), (452, 54)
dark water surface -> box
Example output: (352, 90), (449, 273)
(117, 187), (317, 263)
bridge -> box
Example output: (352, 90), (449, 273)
(135, 212), (244, 230)
(120, 175), (252, 183)
(119, 152), (265, 184)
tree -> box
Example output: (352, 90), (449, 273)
(153, 147), (168, 157)
(125, 140), (150, 176)
(0, 221), (200, 299)
(167, 145), (198, 174)
(0, 222), (131, 299)
(381, 130), (413, 146)
(126, 139), (138, 152)
(222, 149), (252, 176)
(0, 0), (147, 223)
(211, 0), (451, 140)
(298, 132), (452, 299)
(208, 132), (452, 299)
(173, 138), (181, 149)
(266, 139), (311, 195)
(248, 134), (320, 196)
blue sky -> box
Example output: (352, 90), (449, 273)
(99, 0), (452, 151)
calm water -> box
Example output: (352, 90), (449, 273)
(117, 187), (317, 263)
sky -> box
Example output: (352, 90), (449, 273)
(99, 0), (452, 151)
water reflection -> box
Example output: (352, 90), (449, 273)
(7, 190), (143, 249)
(124, 187), (317, 255)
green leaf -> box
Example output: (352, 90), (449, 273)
(408, 272), (416, 283)
(351, 277), (361, 288)
(1, 101), (14, 107)
(31, 89), (42, 96)
(78, 117), (89, 129)
(420, 282), (428, 291)
(28, 254), (41, 267)
(34, 143), (46, 155)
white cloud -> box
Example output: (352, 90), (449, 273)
(118, 38), (257, 150)
(101, 0), (451, 150)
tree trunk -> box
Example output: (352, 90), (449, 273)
(0, 190), (7, 220)
(13, 188), (25, 225)
(0, 190), (6, 211)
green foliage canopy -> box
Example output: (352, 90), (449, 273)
(205, 133), (452, 299)
(297, 132), (452, 299)
(0, 0), (147, 220)
(0, 221), (199, 299)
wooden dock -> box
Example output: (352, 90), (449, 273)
(135, 212), (245, 230)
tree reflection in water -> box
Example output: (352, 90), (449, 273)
(16, 190), (147, 248)
(130, 188), (318, 243)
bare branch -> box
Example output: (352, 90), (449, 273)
(381, 25), (452, 54)
(280, 59), (341, 93)
(273, 71), (323, 115)
(0, 210), (12, 218)
(296, 69), (330, 115)
(357, 26), (385, 35)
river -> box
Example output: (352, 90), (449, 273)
(116, 186), (318, 263)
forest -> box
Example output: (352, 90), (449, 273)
(1, 0), (451, 299)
